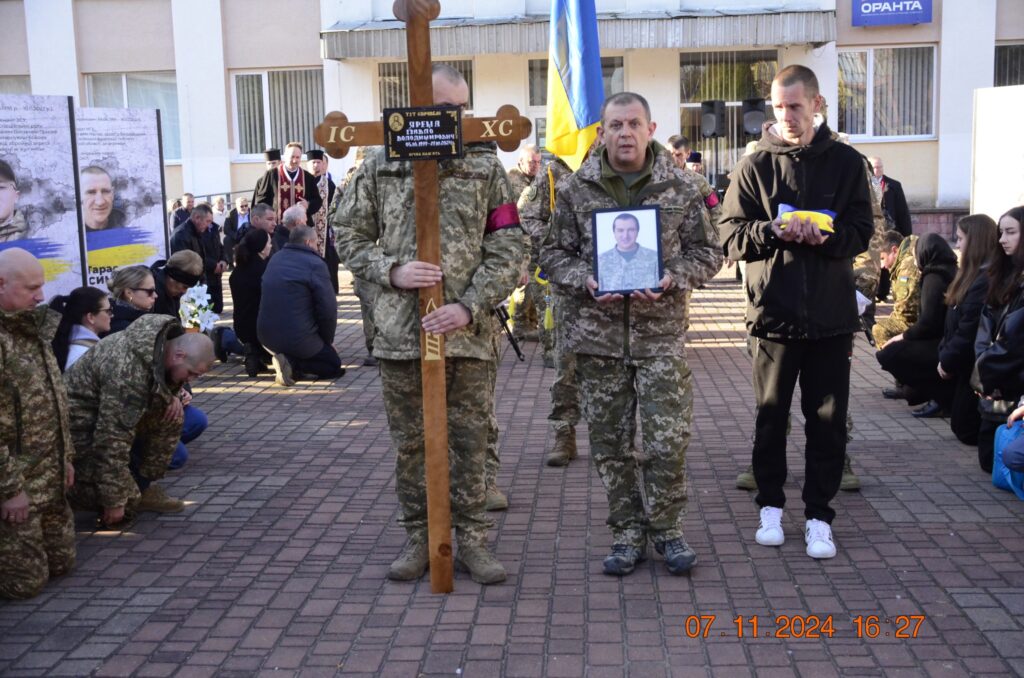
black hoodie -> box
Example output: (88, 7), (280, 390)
(719, 122), (874, 340)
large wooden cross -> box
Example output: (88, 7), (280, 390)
(315, 0), (531, 593)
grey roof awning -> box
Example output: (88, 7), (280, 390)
(321, 10), (836, 60)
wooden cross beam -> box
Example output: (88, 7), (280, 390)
(315, 0), (531, 593)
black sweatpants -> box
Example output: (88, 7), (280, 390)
(752, 334), (853, 524)
(287, 342), (343, 379)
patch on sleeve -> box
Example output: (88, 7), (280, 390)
(485, 203), (520, 233)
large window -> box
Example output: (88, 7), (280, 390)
(0, 76), (31, 95)
(233, 68), (324, 157)
(996, 44), (1024, 87)
(678, 50), (778, 175)
(87, 72), (181, 160)
(525, 57), (624, 148)
(378, 60), (474, 111)
(838, 46), (935, 138)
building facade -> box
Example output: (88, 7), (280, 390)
(2, 0), (1023, 219)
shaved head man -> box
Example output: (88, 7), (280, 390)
(0, 247), (46, 311)
(0, 247), (77, 600)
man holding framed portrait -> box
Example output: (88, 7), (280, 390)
(541, 92), (723, 577)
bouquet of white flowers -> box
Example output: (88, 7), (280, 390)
(178, 284), (219, 331)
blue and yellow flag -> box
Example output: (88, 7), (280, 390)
(545, 0), (603, 170)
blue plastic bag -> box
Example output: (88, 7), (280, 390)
(992, 422), (1024, 500)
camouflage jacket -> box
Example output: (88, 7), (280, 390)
(540, 143), (723, 359)
(852, 156), (887, 300)
(65, 314), (183, 509)
(684, 168), (723, 233)
(890, 234), (921, 325)
(335, 144), (528, 361)
(507, 167), (535, 202)
(0, 307), (74, 505)
(519, 160), (572, 263)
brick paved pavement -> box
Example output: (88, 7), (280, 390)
(1, 271), (1022, 677)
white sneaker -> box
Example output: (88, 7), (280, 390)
(755, 506), (785, 546)
(804, 519), (837, 559)
(271, 353), (295, 387)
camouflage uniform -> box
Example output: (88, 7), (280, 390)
(0, 307), (75, 600)
(872, 235), (920, 345)
(508, 167), (543, 339)
(681, 166), (722, 333)
(597, 245), (661, 291)
(484, 317), (501, 488)
(519, 160), (579, 438)
(335, 144), (527, 547)
(540, 142), (723, 547)
(852, 158), (887, 302)
(65, 315), (184, 515)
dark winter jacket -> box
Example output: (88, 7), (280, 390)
(938, 270), (989, 375)
(229, 258), (267, 345)
(902, 233), (956, 342)
(257, 244), (336, 359)
(107, 299), (149, 335)
(169, 220), (217, 281)
(719, 122), (874, 340)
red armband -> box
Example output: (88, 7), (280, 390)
(704, 192), (720, 209)
(485, 203), (520, 234)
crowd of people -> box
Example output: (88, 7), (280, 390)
(3, 63), (1023, 600)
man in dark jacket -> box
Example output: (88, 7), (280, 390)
(257, 225), (343, 385)
(169, 203), (227, 290)
(719, 65), (873, 561)
(869, 157), (912, 237)
(221, 196), (251, 270)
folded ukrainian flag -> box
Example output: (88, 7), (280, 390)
(777, 203), (836, 234)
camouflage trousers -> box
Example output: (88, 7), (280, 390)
(576, 354), (693, 547)
(872, 315), (910, 347)
(485, 325), (501, 487)
(549, 295), (579, 432)
(353, 277), (380, 356)
(379, 358), (492, 546)
(0, 498), (75, 600)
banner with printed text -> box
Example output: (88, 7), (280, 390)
(0, 94), (84, 297)
(75, 107), (167, 290)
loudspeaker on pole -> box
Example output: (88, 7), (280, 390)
(700, 100), (726, 138)
(741, 98), (767, 137)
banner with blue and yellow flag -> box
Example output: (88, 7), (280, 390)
(0, 94), (84, 296)
(76, 107), (167, 290)
(545, 0), (604, 170)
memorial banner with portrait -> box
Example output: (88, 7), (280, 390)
(592, 206), (664, 295)
(0, 94), (84, 296)
(75, 107), (167, 290)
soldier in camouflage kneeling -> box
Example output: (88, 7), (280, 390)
(65, 315), (215, 527)
(541, 92), (723, 576)
(0, 249), (77, 600)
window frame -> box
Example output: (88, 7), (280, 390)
(85, 71), (182, 163)
(995, 42), (1024, 87)
(838, 44), (938, 143)
(230, 67), (325, 162)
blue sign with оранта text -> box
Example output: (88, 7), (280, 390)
(852, 0), (932, 27)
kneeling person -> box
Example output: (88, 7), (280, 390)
(257, 225), (343, 385)
(66, 316), (215, 526)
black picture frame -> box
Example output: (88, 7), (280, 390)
(591, 205), (664, 296)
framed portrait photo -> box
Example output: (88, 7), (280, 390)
(592, 205), (664, 296)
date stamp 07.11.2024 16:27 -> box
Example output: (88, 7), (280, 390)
(682, 614), (927, 640)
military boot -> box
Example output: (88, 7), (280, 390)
(455, 543), (507, 584)
(840, 454), (861, 491)
(545, 426), (578, 467)
(137, 484), (185, 513)
(484, 482), (508, 511)
(735, 464), (757, 490)
(387, 539), (429, 581)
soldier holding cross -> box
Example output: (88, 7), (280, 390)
(335, 64), (527, 585)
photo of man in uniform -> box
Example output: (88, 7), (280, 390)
(0, 160), (28, 243)
(80, 166), (126, 231)
(596, 211), (660, 292)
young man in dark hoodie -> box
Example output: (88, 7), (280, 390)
(719, 66), (874, 560)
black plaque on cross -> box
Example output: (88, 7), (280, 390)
(314, 0), (531, 593)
